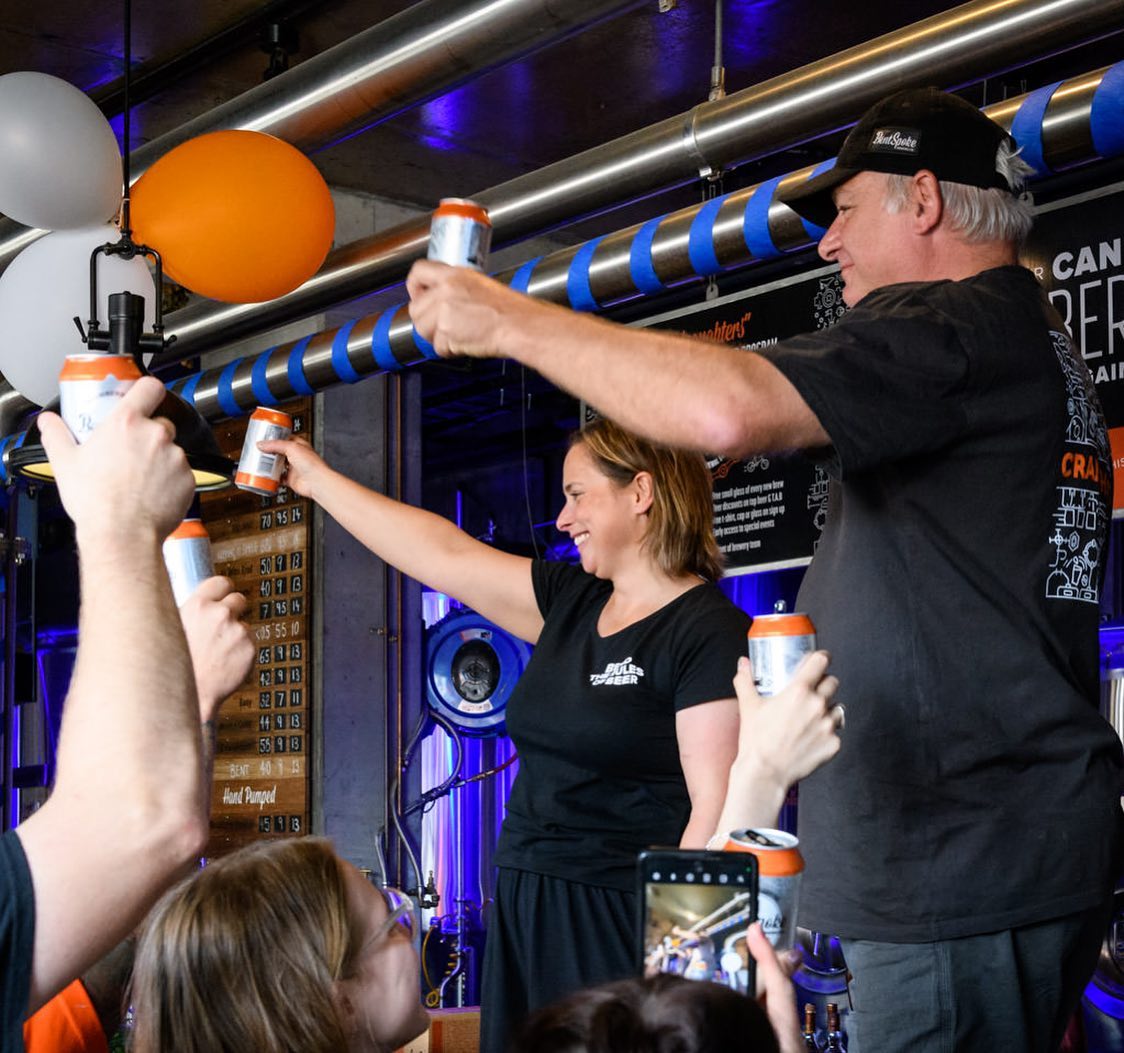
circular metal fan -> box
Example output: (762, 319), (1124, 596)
(425, 608), (532, 736)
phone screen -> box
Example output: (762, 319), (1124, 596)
(636, 849), (758, 995)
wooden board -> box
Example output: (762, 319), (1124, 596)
(200, 399), (313, 856)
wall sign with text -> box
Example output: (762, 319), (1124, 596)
(643, 271), (846, 574)
(200, 398), (313, 856)
(1022, 185), (1124, 514)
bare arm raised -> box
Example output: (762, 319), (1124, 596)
(713, 652), (841, 839)
(14, 377), (208, 1012)
(406, 261), (828, 459)
(259, 436), (543, 643)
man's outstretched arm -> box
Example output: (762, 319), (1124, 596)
(407, 260), (828, 458)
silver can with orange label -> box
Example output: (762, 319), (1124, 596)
(163, 519), (214, 606)
(724, 828), (804, 949)
(58, 353), (143, 443)
(747, 609), (816, 697)
(427, 198), (492, 271)
(235, 407), (293, 496)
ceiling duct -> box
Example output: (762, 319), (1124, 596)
(0, 0), (650, 270)
(157, 0), (1124, 360)
(2, 61), (1098, 451)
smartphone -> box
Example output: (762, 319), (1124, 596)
(636, 848), (758, 995)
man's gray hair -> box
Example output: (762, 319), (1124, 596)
(882, 139), (1036, 246)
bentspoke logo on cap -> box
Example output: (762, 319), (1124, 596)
(868, 127), (921, 155)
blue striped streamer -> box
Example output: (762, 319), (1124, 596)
(688, 195), (727, 276)
(1010, 82), (1061, 175)
(510, 257), (541, 294)
(179, 374), (202, 408)
(216, 358), (244, 419)
(413, 326), (438, 360)
(798, 158), (836, 240)
(567, 236), (605, 312)
(370, 308), (400, 372)
(743, 176), (784, 260)
(286, 336), (316, 397)
(251, 348), (279, 406)
(629, 216), (666, 295)
(331, 321), (361, 383)
(1091, 63), (1124, 160)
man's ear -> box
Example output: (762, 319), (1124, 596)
(912, 170), (943, 234)
(632, 471), (654, 516)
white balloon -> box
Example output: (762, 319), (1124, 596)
(0, 225), (156, 406)
(0, 72), (122, 231)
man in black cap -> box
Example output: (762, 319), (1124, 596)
(407, 88), (1124, 1051)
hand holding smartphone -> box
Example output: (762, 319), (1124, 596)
(636, 849), (758, 995)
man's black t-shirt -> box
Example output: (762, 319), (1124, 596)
(766, 265), (1123, 942)
(495, 560), (751, 892)
(1, 829), (34, 1053)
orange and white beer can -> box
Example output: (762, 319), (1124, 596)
(162, 518), (214, 606)
(725, 827), (804, 949)
(58, 353), (143, 443)
(235, 407), (293, 496)
(747, 610), (816, 697)
(427, 198), (492, 271)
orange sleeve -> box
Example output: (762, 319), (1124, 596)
(22, 978), (109, 1053)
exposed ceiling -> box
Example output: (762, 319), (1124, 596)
(4, 1), (1124, 512)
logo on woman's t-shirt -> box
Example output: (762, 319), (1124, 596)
(590, 657), (645, 686)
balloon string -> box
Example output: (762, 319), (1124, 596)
(121, 0), (132, 238)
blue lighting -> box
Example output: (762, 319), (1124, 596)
(1085, 979), (1124, 1020)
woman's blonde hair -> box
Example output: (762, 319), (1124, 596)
(130, 837), (355, 1053)
(575, 418), (724, 582)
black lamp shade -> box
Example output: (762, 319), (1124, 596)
(6, 389), (235, 491)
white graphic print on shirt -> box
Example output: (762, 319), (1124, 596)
(1046, 329), (1110, 604)
(590, 657), (645, 686)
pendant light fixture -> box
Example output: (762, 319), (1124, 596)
(8, 0), (235, 490)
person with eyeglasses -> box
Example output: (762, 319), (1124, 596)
(128, 836), (430, 1053)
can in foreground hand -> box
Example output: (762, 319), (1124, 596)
(58, 353), (143, 443)
(163, 519), (214, 606)
(724, 827), (804, 949)
(747, 610), (816, 696)
(235, 407), (293, 496)
(427, 198), (492, 271)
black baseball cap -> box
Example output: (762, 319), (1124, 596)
(778, 88), (1017, 229)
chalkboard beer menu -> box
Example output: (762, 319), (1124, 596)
(200, 398), (312, 856)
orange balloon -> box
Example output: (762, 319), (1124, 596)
(131, 130), (335, 304)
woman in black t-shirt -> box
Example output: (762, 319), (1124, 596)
(262, 419), (837, 1053)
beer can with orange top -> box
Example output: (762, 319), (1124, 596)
(747, 608), (816, 697)
(724, 827), (804, 949)
(58, 353), (143, 443)
(162, 518), (214, 606)
(235, 407), (293, 496)
(427, 198), (492, 271)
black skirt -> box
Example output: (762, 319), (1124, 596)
(479, 866), (636, 1053)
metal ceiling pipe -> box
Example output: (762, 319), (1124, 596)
(0, 0), (649, 271)
(158, 0), (1124, 360)
(62, 61), (1115, 441)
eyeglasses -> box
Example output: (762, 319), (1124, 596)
(369, 885), (415, 946)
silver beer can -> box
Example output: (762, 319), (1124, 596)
(235, 407), (293, 496)
(747, 609), (817, 697)
(58, 353), (143, 443)
(163, 519), (214, 607)
(427, 198), (492, 271)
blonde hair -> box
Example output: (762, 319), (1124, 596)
(130, 838), (355, 1053)
(576, 418), (724, 582)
